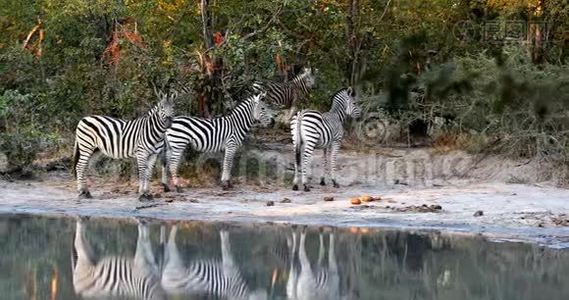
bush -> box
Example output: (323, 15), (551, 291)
(0, 90), (58, 172)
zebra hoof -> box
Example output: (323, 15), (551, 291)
(303, 184), (311, 192)
(161, 183), (171, 193)
(221, 180), (233, 190)
(320, 178), (326, 186)
(292, 184), (299, 191)
(332, 180), (340, 188)
(76, 215), (90, 222)
(78, 190), (92, 199)
(138, 193), (154, 202)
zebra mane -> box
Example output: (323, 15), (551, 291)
(291, 68), (312, 84)
(328, 87), (353, 116)
(225, 95), (257, 118)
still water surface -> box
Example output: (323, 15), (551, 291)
(0, 214), (568, 300)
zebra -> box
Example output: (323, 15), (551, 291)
(253, 67), (316, 121)
(160, 93), (274, 191)
(71, 217), (166, 299)
(287, 228), (340, 300)
(161, 225), (267, 300)
(291, 87), (361, 192)
(73, 89), (176, 201)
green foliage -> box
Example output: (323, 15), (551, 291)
(0, 0), (569, 174)
(0, 90), (58, 170)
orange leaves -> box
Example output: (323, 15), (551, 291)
(103, 19), (145, 66)
(213, 31), (224, 46)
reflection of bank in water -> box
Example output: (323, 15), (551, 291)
(2, 215), (569, 300)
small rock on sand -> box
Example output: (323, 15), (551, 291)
(266, 201), (275, 207)
(474, 210), (484, 217)
(323, 196), (334, 202)
(280, 198), (292, 203)
(351, 198), (361, 205)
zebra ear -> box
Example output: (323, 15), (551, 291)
(169, 90), (179, 103)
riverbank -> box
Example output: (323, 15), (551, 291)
(1, 145), (568, 248)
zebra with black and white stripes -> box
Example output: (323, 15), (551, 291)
(71, 217), (166, 300)
(287, 228), (340, 300)
(291, 87), (361, 192)
(160, 93), (274, 191)
(161, 225), (267, 300)
(73, 90), (176, 201)
(253, 67), (316, 119)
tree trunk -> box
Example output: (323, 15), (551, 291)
(198, 0), (225, 118)
(528, 0), (545, 64)
(346, 0), (366, 87)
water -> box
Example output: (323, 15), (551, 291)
(0, 214), (568, 300)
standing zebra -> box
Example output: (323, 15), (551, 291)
(287, 228), (340, 300)
(161, 93), (274, 191)
(161, 225), (267, 300)
(291, 87), (361, 192)
(253, 67), (316, 120)
(73, 90), (176, 201)
(71, 217), (166, 300)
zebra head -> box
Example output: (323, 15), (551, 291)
(252, 93), (275, 127)
(156, 90), (177, 129)
(345, 87), (361, 119)
(299, 66), (316, 89)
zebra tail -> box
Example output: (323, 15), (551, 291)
(72, 140), (79, 179)
(295, 111), (303, 167)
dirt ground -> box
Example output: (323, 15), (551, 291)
(1, 143), (568, 248)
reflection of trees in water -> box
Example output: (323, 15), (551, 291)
(1, 216), (569, 300)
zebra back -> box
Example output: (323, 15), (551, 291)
(254, 67), (316, 109)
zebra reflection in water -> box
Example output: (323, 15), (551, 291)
(161, 225), (267, 300)
(287, 229), (341, 300)
(71, 218), (166, 299)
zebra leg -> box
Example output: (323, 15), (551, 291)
(301, 142), (316, 192)
(161, 225), (188, 294)
(328, 232), (338, 274)
(160, 149), (171, 193)
(134, 220), (159, 276)
(292, 156), (300, 191)
(330, 141), (341, 188)
(76, 147), (95, 199)
(167, 146), (186, 193)
(136, 151), (155, 201)
(298, 228), (313, 278)
(286, 230), (298, 299)
(164, 225), (183, 268)
(317, 228), (325, 267)
(220, 146), (237, 190)
(320, 148), (329, 186)
(220, 230), (239, 277)
(73, 217), (96, 268)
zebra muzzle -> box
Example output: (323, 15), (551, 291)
(164, 117), (173, 129)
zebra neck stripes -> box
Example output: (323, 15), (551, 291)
(222, 96), (257, 137)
